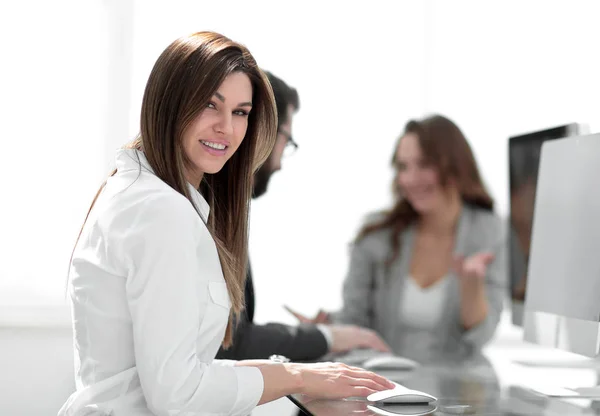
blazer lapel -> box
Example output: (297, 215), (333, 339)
(383, 225), (415, 342)
(453, 205), (472, 259)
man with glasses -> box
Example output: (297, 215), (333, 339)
(216, 71), (390, 362)
(251, 72), (299, 198)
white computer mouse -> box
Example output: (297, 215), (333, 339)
(367, 382), (437, 404)
(362, 355), (419, 371)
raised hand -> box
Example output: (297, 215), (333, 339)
(453, 252), (495, 282)
(284, 305), (330, 324)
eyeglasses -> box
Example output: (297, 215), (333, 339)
(278, 129), (298, 157)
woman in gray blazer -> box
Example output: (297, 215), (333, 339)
(325, 115), (506, 361)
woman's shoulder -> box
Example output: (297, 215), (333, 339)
(465, 204), (502, 224)
(118, 172), (190, 207)
(463, 204), (505, 240)
(352, 211), (395, 254)
(362, 210), (388, 228)
(102, 171), (202, 232)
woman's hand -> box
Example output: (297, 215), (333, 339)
(256, 361), (395, 405)
(290, 362), (395, 399)
(453, 252), (495, 283)
(453, 251), (494, 329)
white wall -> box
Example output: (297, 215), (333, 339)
(0, 0), (111, 307)
(421, 0), (600, 219)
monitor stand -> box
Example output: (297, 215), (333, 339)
(530, 385), (600, 400)
(513, 358), (600, 369)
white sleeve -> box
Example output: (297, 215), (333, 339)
(123, 195), (263, 416)
(316, 324), (333, 350)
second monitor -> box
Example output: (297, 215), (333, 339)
(508, 123), (584, 326)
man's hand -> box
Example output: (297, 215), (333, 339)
(284, 305), (330, 324)
(329, 325), (391, 353)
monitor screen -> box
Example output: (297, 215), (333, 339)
(508, 124), (582, 326)
(523, 132), (600, 358)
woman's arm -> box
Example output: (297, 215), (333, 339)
(456, 253), (493, 329)
(455, 219), (507, 348)
(234, 360), (395, 404)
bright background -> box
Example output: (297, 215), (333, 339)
(4, 0), (599, 323)
(1, 1), (600, 413)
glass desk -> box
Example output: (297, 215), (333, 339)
(287, 353), (600, 415)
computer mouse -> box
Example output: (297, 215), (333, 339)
(362, 355), (419, 371)
(336, 348), (385, 365)
(367, 382), (437, 404)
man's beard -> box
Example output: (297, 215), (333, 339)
(252, 164), (274, 199)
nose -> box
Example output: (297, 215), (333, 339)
(398, 167), (417, 187)
(398, 167), (415, 183)
(215, 112), (233, 136)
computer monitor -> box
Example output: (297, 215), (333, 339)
(508, 124), (583, 326)
(523, 132), (600, 398)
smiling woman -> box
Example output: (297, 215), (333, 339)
(60, 31), (277, 415)
(324, 115), (507, 362)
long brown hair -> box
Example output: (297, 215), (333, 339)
(356, 115), (493, 266)
(71, 32), (277, 348)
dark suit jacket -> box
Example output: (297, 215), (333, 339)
(216, 264), (329, 361)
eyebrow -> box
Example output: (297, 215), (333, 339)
(214, 92), (252, 108)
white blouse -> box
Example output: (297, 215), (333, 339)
(58, 149), (263, 416)
(399, 276), (450, 330)
(397, 276), (451, 360)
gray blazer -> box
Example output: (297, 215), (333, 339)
(334, 204), (507, 358)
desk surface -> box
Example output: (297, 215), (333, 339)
(288, 353), (600, 416)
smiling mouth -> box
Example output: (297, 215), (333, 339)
(408, 187), (434, 199)
(200, 140), (228, 150)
